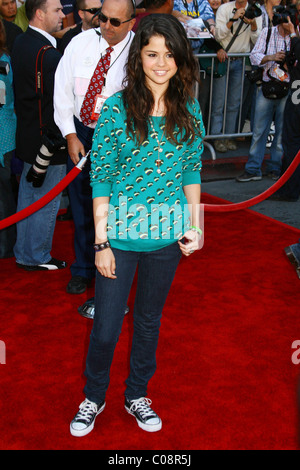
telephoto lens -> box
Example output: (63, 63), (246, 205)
(26, 144), (53, 187)
(26, 129), (66, 188)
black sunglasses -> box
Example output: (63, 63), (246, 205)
(98, 11), (133, 27)
(81, 8), (101, 15)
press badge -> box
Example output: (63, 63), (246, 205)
(91, 92), (108, 121)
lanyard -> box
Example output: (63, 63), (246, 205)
(181, 0), (199, 17)
(95, 30), (132, 85)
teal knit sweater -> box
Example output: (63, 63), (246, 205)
(90, 91), (204, 252)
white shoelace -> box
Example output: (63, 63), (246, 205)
(129, 397), (155, 418)
(76, 399), (98, 422)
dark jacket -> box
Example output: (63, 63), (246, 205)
(2, 19), (22, 54)
(11, 27), (67, 165)
(289, 37), (300, 82)
(58, 22), (82, 54)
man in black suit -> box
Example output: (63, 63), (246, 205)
(2, 18), (22, 53)
(11, 0), (68, 271)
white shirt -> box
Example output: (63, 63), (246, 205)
(250, 26), (290, 82)
(29, 25), (57, 48)
(215, 1), (262, 53)
(54, 28), (134, 137)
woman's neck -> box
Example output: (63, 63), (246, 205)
(147, 84), (168, 116)
(151, 102), (166, 117)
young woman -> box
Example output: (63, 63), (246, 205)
(0, 19), (17, 258)
(70, 13), (205, 437)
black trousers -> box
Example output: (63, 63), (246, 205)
(278, 96), (300, 200)
(0, 151), (16, 258)
(67, 118), (96, 279)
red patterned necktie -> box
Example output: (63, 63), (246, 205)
(80, 46), (113, 126)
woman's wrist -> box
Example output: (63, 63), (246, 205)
(189, 225), (203, 236)
(94, 240), (111, 252)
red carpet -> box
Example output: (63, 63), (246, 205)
(0, 193), (300, 450)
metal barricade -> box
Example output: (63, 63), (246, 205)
(194, 52), (254, 160)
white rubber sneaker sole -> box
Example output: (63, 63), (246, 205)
(70, 402), (106, 437)
(125, 405), (162, 433)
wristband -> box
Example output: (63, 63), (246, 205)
(94, 240), (111, 252)
(190, 226), (203, 236)
(290, 33), (297, 38)
(229, 17), (238, 22)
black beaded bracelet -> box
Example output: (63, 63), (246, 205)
(93, 241), (111, 252)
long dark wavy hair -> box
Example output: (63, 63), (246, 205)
(122, 14), (201, 145)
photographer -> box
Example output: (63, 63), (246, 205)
(0, 18), (16, 258)
(237, 6), (292, 182)
(210, 0), (262, 153)
(11, 0), (68, 271)
(273, 16), (300, 201)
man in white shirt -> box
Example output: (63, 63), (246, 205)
(54, 0), (135, 294)
(210, 0), (262, 152)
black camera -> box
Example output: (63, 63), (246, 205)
(244, 2), (262, 20)
(26, 128), (66, 188)
(272, 4), (298, 26)
(246, 67), (263, 85)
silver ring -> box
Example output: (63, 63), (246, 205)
(190, 250), (195, 254)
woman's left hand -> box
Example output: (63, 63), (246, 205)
(178, 229), (201, 257)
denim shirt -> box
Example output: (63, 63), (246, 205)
(173, 0), (214, 20)
(173, 0), (215, 52)
(0, 54), (16, 167)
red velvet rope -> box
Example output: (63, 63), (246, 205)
(204, 150), (300, 212)
(0, 151), (299, 230)
(0, 165), (81, 231)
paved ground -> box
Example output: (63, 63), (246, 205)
(202, 138), (300, 230)
(202, 177), (300, 230)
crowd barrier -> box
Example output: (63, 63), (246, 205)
(0, 154), (87, 231)
(195, 52), (262, 161)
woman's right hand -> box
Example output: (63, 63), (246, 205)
(95, 249), (117, 279)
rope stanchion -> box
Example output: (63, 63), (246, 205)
(0, 155), (88, 231)
(203, 150), (300, 212)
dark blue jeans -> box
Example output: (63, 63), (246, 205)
(0, 151), (16, 258)
(84, 242), (182, 404)
(67, 117), (95, 279)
